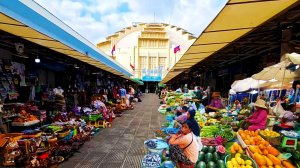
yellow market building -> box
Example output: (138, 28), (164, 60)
(97, 23), (196, 82)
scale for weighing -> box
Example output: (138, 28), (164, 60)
(281, 136), (298, 149)
(280, 131), (300, 150)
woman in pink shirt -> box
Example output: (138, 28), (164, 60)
(246, 99), (268, 131)
(169, 120), (199, 167)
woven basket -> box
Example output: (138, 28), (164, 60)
(57, 130), (70, 139)
(259, 133), (281, 147)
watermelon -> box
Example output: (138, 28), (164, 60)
(217, 160), (226, 168)
(213, 152), (219, 162)
(196, 161), (206, 168)
(216, 145), (226, 154)
(198, 152), (205, 161)
(205, 153), (213, 163)
(208, 146), (215, 153)
(207, 161), (216, 168)
(202, 146), (208, 153)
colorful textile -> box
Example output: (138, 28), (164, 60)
(169, 145), (194, 165)
(209, 99), (223, 109)
(247, 108), (267, 131)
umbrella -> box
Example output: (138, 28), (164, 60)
(252, 61), (300, 81)
(259, 81), (292, 90)
(231, 77), (266, 92)
(229, 89), (236, 95)
(286, 52), (300, 64)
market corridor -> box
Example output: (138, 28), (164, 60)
(59, 93), (164, 168)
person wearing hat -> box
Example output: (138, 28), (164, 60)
(245, 99), (268, 131)
(206, 92), (223, 112)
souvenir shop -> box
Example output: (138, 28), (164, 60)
(0, 23), (136, 168)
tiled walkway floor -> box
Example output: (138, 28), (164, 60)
(59, 93), (164, 168)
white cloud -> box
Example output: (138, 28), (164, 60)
(34, 0), (227, 44)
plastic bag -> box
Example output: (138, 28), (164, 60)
(196, 136), (203, 151)
(199, 104), (206, 114)
(273, 101), (285, 117)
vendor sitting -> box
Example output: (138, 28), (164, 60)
(245, 99), (268, 131)
(273, 104), (297, 131)
(206, 92), (223, 112)
(187, 109), (200, 137)
(169, 120), (199, 167)
(175, 106), (189, 123)
(231, 100), (242, 111)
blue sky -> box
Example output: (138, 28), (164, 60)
(35, 0), (227, 44)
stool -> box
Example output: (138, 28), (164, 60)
(98, 120), (107, 128)
(281, 136), (298, 150)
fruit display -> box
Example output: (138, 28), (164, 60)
(195, 145), (227, 168)
(230, 142), (243, 154)
(226, 153), (255, 168)
(259, 130), (280, 138)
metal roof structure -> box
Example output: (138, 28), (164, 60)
(161, 0), (299, 83)
(0, 0), (132, 78)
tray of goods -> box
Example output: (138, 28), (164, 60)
(195, 145), (227, 168)
(57, 128), (70, 139)
(259, 130), (281, 146)
(225, 153), (257, 168)
(237, 130), (263, 148)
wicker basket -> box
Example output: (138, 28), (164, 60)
(259, 133), (281, 147)
(57, 130), (70, 139)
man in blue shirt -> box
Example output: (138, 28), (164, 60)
(119, 86), (127, 104)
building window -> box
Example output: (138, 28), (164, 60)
(140, 56), (147, 70)
(159, 57), (166, 68)
(149, 57), (156, 69)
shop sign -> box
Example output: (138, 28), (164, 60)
(142, 66), (162, 81)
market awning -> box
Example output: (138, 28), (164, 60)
(161, 0), (299, 83)
(0, 0), (132, 78)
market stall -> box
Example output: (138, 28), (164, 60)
(142, 89), (300, 168)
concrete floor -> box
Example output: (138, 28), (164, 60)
(59, 93), (164, 168)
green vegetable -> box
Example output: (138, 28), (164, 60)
(205, 153), (213, 163)
(208, 146), (215, 153)
(207, 161), (216, 168)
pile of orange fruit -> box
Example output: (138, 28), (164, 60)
(238, 130), (296, 168)
(230, 142), (243, 154)
(238, 130), (266, 146)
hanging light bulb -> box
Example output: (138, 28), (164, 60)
(35, 56), (40, 63)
